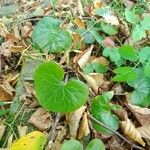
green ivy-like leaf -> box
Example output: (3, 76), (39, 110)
(32, 17), (72, 53)
(132, 25), (146, 41)
(128, 69), (150, 107)
(101, 22), (118, 35)
(125, 9), (140, 24)
(140, 16), (150, 30)
(61, 140), (83, 150)
(86, 139), (105, 150)
(113, 67), (137, 82)
(118, 45), (138, 61)
(34, 62), (89, 112)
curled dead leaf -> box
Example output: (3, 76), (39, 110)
(77, 45), (94, 68)
(0, 120), (6, 140)
(66, 106), (86, 138)
(77, 0), (84, 16)
(82, 73), (104, 94)
(77, 112), (90, 139)
(17, 125), (28, 138)
(28, 108), (52, 130)
(121, 119), (145, 146)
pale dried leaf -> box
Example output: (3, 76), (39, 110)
(77, 112), (90, 139)
(137, 125), (150, 140)
(103, 15), (119, 26)
(0, 120), (6, 140)
(82, 73), (104, 94)
(77, 0), (84, 16)
(17, 125), (28, 137)
(121, 119), (145, 146)
(66, 106), (86, 138)
(7, 134), (13, 148)
(28, 108), (52, 130)
(77, 45), (94, 68)
(128, 103), (150, 125)
(92, 56), (109, 66)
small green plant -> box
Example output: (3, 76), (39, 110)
(61, 139), (105, 150)
(34, 61), (89, 112)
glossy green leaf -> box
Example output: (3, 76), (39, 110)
(132, 25), (146, 41)
(32, 17), (72, 53)
(118, 45), (138, 61)
(125, 9), (140, 24)
(139, 46), (150, 62)
(86, 139), (105, 150)
(113, 67), (137, 82)
(140, 16), (150, 30)
(83, 62), (107, 74)
(128, 69), (150, 107)
(61, 140), (83, 150)
(34, 61), (89, 112)
(92, 112), (119, 134)
(101, 22), (118, 35)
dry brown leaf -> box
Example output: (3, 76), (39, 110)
(0, 20), (9, 37)
(94, 0), (104, 9)
(0, 120), (6, 140)
(28, 108), (52, 130)
(121, 119), (145, 146)
(74, 17), (85, 28)
(137, 125), (150, 140)
(21, 25), (31, 38)
(127, 103), (150, 126)
(17, 125), (28, 137)
(77, 45), (94, 68)
(66, 106), (86, 138)
(77, 112), (90, 139)
(0, 80), (15, 101)
(11, 45), (24, 53)
(82, 73), (104, 94)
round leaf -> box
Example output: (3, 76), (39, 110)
(32, 17), (72, 53)
(34, 61), (89, 112)
(86, 139), (105, 150)
(61, 140), (83, 150)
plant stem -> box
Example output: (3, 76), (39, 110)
(88, 114), (145, 150)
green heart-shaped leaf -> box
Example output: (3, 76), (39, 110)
(32, 17), (72, 53)
(34, 62), (89, 112)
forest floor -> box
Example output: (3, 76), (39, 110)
(0, 0), (150, 150)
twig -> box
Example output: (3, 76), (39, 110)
(88, 114), (145, 150)
(48, 113), (61, 141)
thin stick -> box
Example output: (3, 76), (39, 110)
(89, 115), (145, 150)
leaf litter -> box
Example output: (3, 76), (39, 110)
(0, 0), (150, 150)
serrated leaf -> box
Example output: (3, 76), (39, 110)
(10, 131), (47, 150)
(61, 140), (83, 150)
(118, 45), (138, 61)
(86, 139), (105, 150)
(140, 16), (150, 30)
(128, 69), (150, 107)
(32, 17), (72, 53)
(125, 9), (140, 24)
(83, 62), (107, 74)
(132, 25), (146, 41)
(101, 22), (118, 35)
(103, 47), (123, 66)
(139, 46), (150, 63)
(34, 61), (89, 112)
(113, 67), (137, 82)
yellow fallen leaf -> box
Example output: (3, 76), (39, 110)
(74, 18), (85, 28)
(121, 119), (145, 146)
(10, 131), (47, 150)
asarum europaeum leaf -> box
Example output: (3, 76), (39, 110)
(34, 61), (89, 113)
(32, 17), (72, 53)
